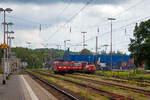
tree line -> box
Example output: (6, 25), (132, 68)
(129, 19), (150, 70)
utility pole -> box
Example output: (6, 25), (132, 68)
(64, 41), (66, 51)
(96, 36), (98, 54)
(64, 40), (70, 51)
(96, 28), (99, 55)
(56, 45), (61, 50)
(26, 42), (31, 49)
(8, 36), (14, 54)
(6, 24), (9, 79)
(5, 23), (14, 76)
(3, 9), (6, 85)
(81, 31), (87, 49)
(108, 18), (116, 72)
(95, 28), (99, 68)
(56, 44), (61, 59)
(0, 8), (13, 85)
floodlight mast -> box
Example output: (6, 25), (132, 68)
(81, 31), (87, 49)
(108, 17), (116, 72)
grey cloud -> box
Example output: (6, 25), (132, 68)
(0, 0), (128, 5)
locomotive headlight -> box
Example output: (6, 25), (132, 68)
(59, 67), (62, 68)
(64, 67), (66, 68)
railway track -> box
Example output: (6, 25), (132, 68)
(26, 71), (83, 100)
(35, 71), (134, 100)
(65, 74), (150, 96)
(74, 73), (150, 86)
(95, 74), (150, 84)
(103, 78), (150, 87)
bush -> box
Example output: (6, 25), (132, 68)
(135, 70), (146, 74)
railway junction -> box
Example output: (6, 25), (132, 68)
(0, 68), (150, 100)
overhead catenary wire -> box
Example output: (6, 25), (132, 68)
(70, 14), (150, 49)
(13, 13), (150, 50)
(4, 0), (144, 31)
(66, 0), (146, 30)
(3, 0), (72, 30)
(5, 0), (145, 33)
(6, 0), (149, 53)
(43, 0), (146, 49)
(38, 0), (73, 31)
(56, 0), (73, 18)
(113, 0), (144, 18)
(44, 0), (94, 42)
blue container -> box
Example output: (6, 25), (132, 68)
(63, 48), (133, 67)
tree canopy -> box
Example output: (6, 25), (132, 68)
(10, 47), (79, 68)
(80, 49), (92, 55)
(128, 20), (150, 69)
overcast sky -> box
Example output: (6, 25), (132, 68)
(0, 0), (149, 54)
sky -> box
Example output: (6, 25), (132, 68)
(0, 0), (150, 54)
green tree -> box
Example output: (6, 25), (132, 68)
(116, 51), (124, 55)
(101, 50), (106, 54)
(128, 21), (150, 70)
(80, 49), (92, 55)
(107, 51), (126, 55)
(11, 47), (44, 68)
(11, 47), (80, 69)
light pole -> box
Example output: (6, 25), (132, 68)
(5, 22), (14, 76)
(5, 30), (14, 76)
(108, 18), (116, 72)
(64, 40), (70, 51)
(0, 8), (13, 84)
(8, 36), (14, 54)
(7, 36), (14, 73)
(5, 22), (14, 45)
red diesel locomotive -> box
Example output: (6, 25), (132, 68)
(52, 61), (96, 74)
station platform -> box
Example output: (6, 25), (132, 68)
(0, 74), (57, 100)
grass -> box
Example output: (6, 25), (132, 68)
(72, 73), (150, 90)
(28, 69), (150, 99)
(34, 69), (150, 89)
(134, 74), (150, 80)
(29, 71), (109, 100)
(95, 70), (150, 80)
(36, 70), (150, 100)
(96, 70), (135, 78)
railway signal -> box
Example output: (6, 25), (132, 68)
(40, 51), (44, 55)
(1, 43), (8, 49)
